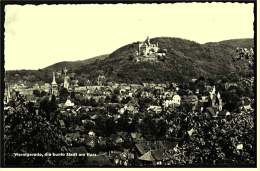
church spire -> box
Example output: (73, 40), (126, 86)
(52, 72), (57, 85)
(51, 72), (58, 96)
(64, 67), (68, 76)
(63, 67), (69, 89)
(6, 84), (11, 103)
(146, 36), (150, 45)
(217, 92), (221, 99)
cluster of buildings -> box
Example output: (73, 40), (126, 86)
(5, 67), (81, 103)
(4, 67), (255, 166)
(5, 66), (253, 116)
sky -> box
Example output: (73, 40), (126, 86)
(4, 3), (254, 70)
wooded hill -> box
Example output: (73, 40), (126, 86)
(6, 37), (254, 84)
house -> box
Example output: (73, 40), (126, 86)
(240, 97), (253, 111)
(88, 130), (96, 137)
(135, 140), (167, 157)
(118, 104), (138, 114)
(138, 150), (155, 161)
(130, 84), (143, 89)
(59, 120), (66, 129)
(43, 83), (51, 93)
(147, 105), (162, 113)
(138, 149), (170, 165)
(191, 78), (197, 83)
(206, 107), (217, 118)
(33, 83), (40, 90)
(224, 82), (238, 90)
(163, 100), (177, 109)
(172, 94), (181, 106)
(74, 86), (87, 92)
(154, 86), (164, 93)
(130, 132), (143, 142)
(135, 144), (147, 156)
(199, 96), (208, 103)
(64, 99), (75, 107)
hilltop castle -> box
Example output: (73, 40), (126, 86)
(137, 36), (159, 57)
(135, 37), (166, 62)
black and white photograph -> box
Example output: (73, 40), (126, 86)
(1, 1), (257, 168)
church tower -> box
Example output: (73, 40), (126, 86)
(6, 84), (11, 103)
(217, 92), (223, 111)
(146, 36), (150, 45)
(51, 72), (58, 96)
(63, 67), (70, 89)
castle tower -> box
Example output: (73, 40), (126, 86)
(51, 72), (58, 96)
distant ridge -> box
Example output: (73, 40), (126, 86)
(6, 37), (254, 84)
(43, 54), (109, 71)
(205, 38), (254, 48)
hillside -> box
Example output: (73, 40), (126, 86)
(43, 54), (109, 71)
(72, 37), (254, 83)
(5, 37), (254, 84)
(217, 38), (254, 49)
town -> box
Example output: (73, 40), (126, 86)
(4, 59), (255, 166)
